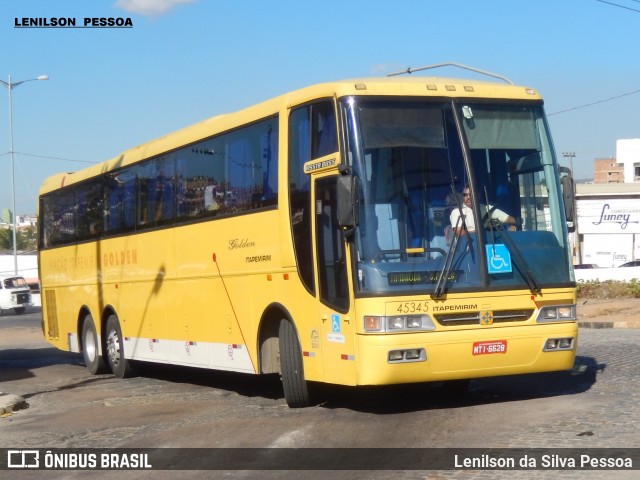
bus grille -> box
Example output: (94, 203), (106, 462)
(44, 290), (60, 339)
(433, 309), (535, 326)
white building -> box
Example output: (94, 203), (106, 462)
(0, 254), (39, 281)
(617, 139), (640, 183)
(574, 183), (640, 267)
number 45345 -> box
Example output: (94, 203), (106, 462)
(392, 301), (429, 314)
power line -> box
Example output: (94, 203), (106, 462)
(595, 0), (640, 13)
(547, 87), (640, 116)
(1, 151), (98, 164)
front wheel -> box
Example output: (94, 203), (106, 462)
(279, 319), (312, 408)
(105, 314), (135, 378)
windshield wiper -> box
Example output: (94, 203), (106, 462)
(432, 183), (474, 299)
(432, 216), (461, 299)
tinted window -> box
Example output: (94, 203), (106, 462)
(288, 101), (338, 294)
(105, 168), (136, 233)
(40, 115), (279, 248)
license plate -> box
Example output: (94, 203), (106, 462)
(472, 340), (507, 356)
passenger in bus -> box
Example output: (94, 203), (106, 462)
(204, 184), (221, 211)
(449, 185), (515, 235)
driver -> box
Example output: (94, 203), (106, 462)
(450, 185), (516, 234)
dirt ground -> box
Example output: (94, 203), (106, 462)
(577, 296), (640, 319)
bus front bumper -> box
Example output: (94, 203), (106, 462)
(355, 322), (578, 386)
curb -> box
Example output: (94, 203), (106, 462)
(0, 393), (27, 416)
(578, 321), (640, 329)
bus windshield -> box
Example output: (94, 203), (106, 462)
(342, 97), (574, 296)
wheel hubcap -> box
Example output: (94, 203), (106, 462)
(85, 332), (97, 361)
(106, 329), (121, 367)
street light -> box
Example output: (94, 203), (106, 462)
(0, 74), (48, 275)
(562, 152), (575, 175)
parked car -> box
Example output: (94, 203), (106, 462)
(0, 275), (32, 315)
(574, 264), (598, 269)
(619, 260), (640, 267)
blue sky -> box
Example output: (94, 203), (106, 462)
(1, 0), (639, 214)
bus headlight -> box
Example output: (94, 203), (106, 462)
(389, 317), (405, 330)
(363, 315), (436, 333)
(536, 305), (576, 323)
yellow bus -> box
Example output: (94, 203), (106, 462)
(38, 71), (578, 407)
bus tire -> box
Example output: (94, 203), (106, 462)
(81, 313), (108, 375)
(105, 314), (135, 378)
(279, 319), (312, 408)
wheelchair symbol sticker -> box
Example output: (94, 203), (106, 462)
(331, 314), (341, 333)
(486, 244), (512, 274)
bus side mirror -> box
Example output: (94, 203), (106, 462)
(560, 167), (575, 232)
(336, 174), (359, 231)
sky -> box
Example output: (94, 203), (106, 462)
(1, 0), (640, 214)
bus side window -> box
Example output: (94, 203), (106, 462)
(106, 168), (137, 233)
(42, 190), (76, 246)
(76, 181), (104, 238)
(135, 156), (175, 227)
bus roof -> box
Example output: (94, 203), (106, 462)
(38, 76), (542, 197)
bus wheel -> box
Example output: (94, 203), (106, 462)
(278, 319), (312, 408)
(105, 314), (135, 378)
(81, 313), (108, 374)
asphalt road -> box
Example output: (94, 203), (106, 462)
(1, 309), (639, 479)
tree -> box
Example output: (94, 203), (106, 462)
(0, 227), (10, 250)
(0, 226), (37, 252)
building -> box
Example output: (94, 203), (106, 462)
(0, 210), (37, 229)
(616, 139), (640, 183)
(593, 158), (623, 184)
(574, 183), (640, 267)
(1, 208), (11, 224)
(573, 139), (640, 267)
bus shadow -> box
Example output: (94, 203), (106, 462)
(0, 348), (83, 382)
(131, 355), (602, 412)
(134, 363), (285, 400)
(314, 355), (603, 413)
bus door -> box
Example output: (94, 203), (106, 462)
(314, 175), (357, 384)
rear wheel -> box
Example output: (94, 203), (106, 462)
(105, 314), (135, 378)
(81, 313), (108, 374)
(279, 319), (312, 408)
